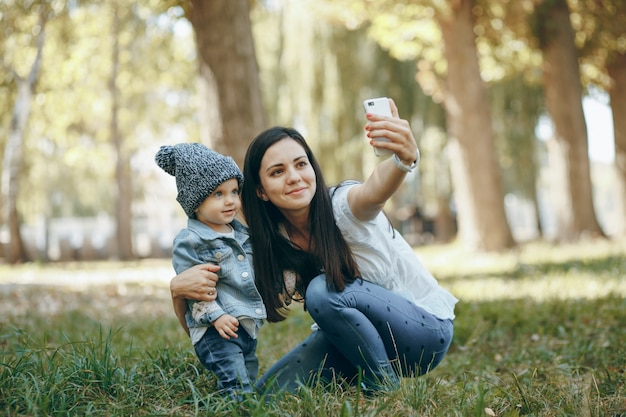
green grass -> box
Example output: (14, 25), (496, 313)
(1, 239), (625, 416)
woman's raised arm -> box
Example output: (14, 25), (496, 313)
(348, 99), (419, 221)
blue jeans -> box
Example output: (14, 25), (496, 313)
(194, 325), (258, 400)
(256, 275), (453, 395)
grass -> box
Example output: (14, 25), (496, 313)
(1, 238), (625, 416)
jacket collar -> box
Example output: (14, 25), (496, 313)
(186, 217), (248, 242)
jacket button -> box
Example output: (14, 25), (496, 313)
(237, 254), (245, 261)
(255, 308), (263, 315)
(241, 271), (249, 278)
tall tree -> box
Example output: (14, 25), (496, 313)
(1, 6), (47, 264)
(573, 0), (626, 237)
(607, 53), (626, 236)
(185, 0), (266, 167)
(109, 0), (133, 260)
(490, 77), (545, 238)
(532, 0), (605, 241)
(438, 0), (515, 250)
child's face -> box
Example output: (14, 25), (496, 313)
(195, 178), (241, 232)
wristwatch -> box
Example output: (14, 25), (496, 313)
(393, 151), (419, 173)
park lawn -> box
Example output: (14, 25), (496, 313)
(0, 239), (625, 416)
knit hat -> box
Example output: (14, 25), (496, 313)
(155, 143), (243, 218)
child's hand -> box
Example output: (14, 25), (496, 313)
(213, 314), (239, 340)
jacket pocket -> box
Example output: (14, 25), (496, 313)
(200, 247), (235, 280)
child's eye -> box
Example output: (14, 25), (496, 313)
(214, 191), (223, 197)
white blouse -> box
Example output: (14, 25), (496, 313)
(331, 183), (458, 320)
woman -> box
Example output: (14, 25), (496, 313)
(171, 99), (458, 394)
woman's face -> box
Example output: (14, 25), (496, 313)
(257, 137), (317, 215)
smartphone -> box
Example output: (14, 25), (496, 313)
(363, 97), (393, 156)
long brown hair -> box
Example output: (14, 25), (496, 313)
(242, 127), (360, 322)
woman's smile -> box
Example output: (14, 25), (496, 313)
(286, 186), (307, 196)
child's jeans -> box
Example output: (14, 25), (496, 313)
(194, 325), (258, 400)
(256, 275), (454, 395)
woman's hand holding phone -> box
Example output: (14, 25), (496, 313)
(363, 97), (394, 156)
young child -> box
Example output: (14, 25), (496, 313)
(155, 143), (266, 400)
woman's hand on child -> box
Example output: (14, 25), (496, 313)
(213, 314), (239, 340)
(170, 263), (220, 302)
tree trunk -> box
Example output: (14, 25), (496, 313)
(1, 80), (29, 264)
(438, 0), (515, 251)
(607, 52), (626, 237)
(1, 14), (46, 264)
(110, 1), (134, 260)
(186, 0), (266, 168)
(435, 196), (456, 243)
(532, 191), (544, 238)
(537, 0), (605, 241)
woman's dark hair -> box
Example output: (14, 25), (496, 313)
(242, 126), (360, 322)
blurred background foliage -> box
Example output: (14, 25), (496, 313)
(1, 0), (625, 264)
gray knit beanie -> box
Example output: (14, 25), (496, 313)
(155, 143), (244, 218)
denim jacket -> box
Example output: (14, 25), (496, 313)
(172, 218), (266, 330)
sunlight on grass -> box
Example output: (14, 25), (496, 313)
(447, 273), (624, 301)
(416, 238), (626, 301)
(0, 259), (174, 288)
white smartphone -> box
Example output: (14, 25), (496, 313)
(363, 97), (393, 156)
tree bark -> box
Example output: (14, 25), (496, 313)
(438, 0), (515, 251)
(109, 1), (134, 260)
(607, 52), (626, 237)
(186, 0), (266, 168)
(1, 80), (30, 264)
(538, 0), (605, 241)
(1, 14), (46, 264)
(435, 196), (456, 243)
